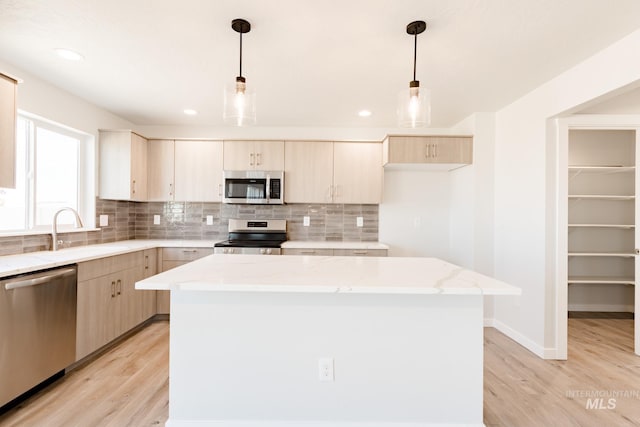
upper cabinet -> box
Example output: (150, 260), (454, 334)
(174, 140), (223, 202)
(147, 139), (175, 201)
(383, 135), (473, 170)
(147, 139), (223, 202)
(223, 140), (284, 170)
(99, 130), (148, 201)
(285, 141), (382, 204)
(0, 73), (17, 189)
(333, 142), (382, 204)
(285, 141), (334, 203)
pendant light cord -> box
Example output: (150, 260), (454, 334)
(239, 31), (243, 78)
(412, 30), (417, 81)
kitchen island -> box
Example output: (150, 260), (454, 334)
(136, 254), (520, 427)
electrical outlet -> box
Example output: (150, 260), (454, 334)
(206, 215), (214, 225)
(99, 214), (108, 227)
(153, 214), (161, 225)
(318, 358), (334, 382)
(303, 216), (310, 227)
(356, 216), (364, 227)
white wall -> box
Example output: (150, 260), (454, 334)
(0, 61), (133, 138)
(379, 168), (452, 258)
(492, 29), (640, 358)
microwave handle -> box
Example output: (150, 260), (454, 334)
(266, 174), (271, 201)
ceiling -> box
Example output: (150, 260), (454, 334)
(1, 0), (640, 129)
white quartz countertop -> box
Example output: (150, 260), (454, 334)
(0, 240), (218, 278)
(282, 241), (389, 250)
(136, 254), (520, 296)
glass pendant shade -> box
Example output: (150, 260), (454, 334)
(397, 81), (430, 128)
(223, 77), (256, 126)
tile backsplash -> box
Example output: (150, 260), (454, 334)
(0, 199), (378, 256)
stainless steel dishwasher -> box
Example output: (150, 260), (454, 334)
(0, 265), (77, 408)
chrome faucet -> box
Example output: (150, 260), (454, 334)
(52, 207), (84, 251)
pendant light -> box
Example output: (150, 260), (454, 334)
(397, 20), (430, 128)
(223, 18), (256, 126)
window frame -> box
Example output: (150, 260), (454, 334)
(0, 111), (95, 234)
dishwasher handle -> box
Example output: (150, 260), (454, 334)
(4, 267), (77, 290)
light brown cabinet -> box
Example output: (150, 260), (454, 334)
(76, 251), (155, 360)
(175, 140), (223, 201)
(223, 140), (284, 170)
(147, 139), (175, 201)
(383, 135), (472, 169)
(0, 73), (17, 189)
(156, 247), (214, 314)
(284, 141), (382, 204)
(284, 141), (333, 203)
(99, 130), (148, 200)
(147, 139), (223, 202)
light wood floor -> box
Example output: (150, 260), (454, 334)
(1, 318), (638, 426)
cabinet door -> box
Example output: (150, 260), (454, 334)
(130, 133), (148, 200)
(223, 140), (284, 170)
(284, 141), (333, 203)
(0, 74), (17, 189)
(333, 142), (382, 204)
(119, 265), (146, 334)
(141, 249), (158, 320)
(254, 141), (284, 170)
(175, 140), (224, 201)
(99, 130), (148, 201)
(223, 140), (255, 170)
(147, 139), (175, 201)
(385, 136), (472, 165)
(76, 273), (120, 360)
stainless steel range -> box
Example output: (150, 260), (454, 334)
(214, 219), (287, 255)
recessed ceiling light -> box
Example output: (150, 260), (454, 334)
(183, 109), (198, 115)
(54, 48), (84, 61)
(358, 110), (372, 117)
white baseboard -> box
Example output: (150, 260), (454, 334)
(490, 319), (558, 359)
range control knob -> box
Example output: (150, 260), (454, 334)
(260, 248), (266, 254)
(266, 248), (272, 255)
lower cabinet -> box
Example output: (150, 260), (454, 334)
(76, 251), (156, 361)
(282, 248), (388, 257)
(156, 247), (214, 314)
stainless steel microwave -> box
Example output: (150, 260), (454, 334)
(222, 170), (284, 204)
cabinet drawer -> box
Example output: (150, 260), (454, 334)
(78, 251), (144, 281)
(282, 248), (333, 256)
(333, 249), (388, 257)
(161, 247), (214, 262)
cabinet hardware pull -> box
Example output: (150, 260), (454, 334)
(425, 144), (430, 158)
(131, 180), (136, 194)
(218, 183), (222, 197)
(169, 183), (173, 196)
(145, 255), (149, 270)
(249, 153), (254, 166)
(256, 152), (262, 166)
(111, 281), (116, 298)
(301, 250), (316, 254)
(182, 249), (198, 253)
(117, 279), (122, 295)
(353, 250), (368, 255)
(433, 143), (438, 158)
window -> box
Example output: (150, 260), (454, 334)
(0, 114), (94, 232)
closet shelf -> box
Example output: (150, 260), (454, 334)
(568, 166), (635, 173)
(568, 276), (635, 285)
(568, 252), (636, 257)
(568, 224), (635, 229)
(568, 194), (635, 200)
